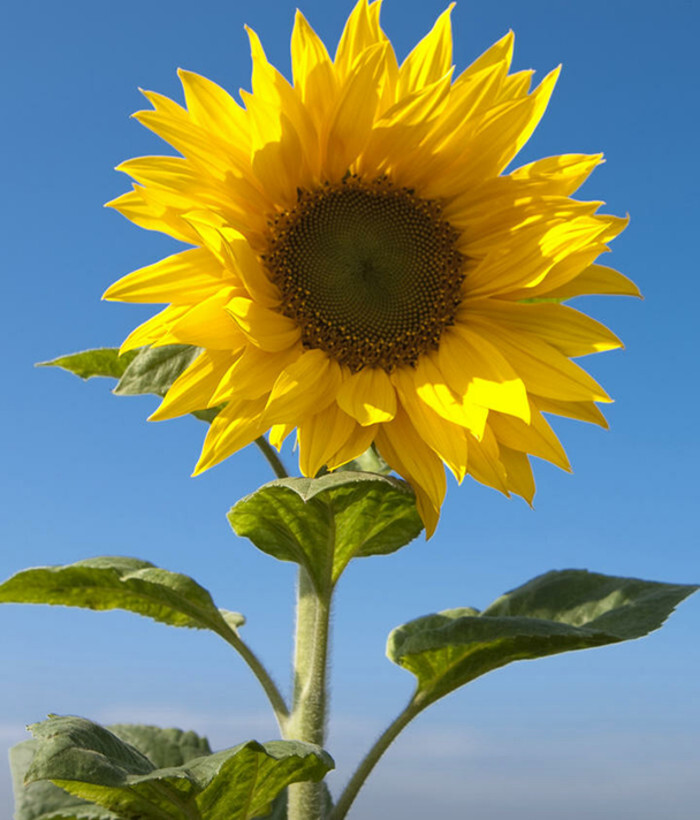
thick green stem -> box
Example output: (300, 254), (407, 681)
(221, 630), (289, 734)
(286, 568), (332, 820)
(254, 436), (289, 479)
(329, 698), (422, 820)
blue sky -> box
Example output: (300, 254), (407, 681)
(1, 0), (699, 817)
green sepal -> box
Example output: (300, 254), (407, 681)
(22, 716), (333, 820)
(37, 349), (139, 381)
(335, 445), (391, 475)
(388, 569), (698, 708)
(228, 471), (423, 591)
(518, 297), (564, 304)
(11, 725), (212, 820)
(0, 556), (244, 642)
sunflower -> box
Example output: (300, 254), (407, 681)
(104, 0), (639, 535)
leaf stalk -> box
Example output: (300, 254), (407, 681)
(329, 697), (422, 820)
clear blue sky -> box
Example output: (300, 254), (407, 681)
(2, 1), (699, 817)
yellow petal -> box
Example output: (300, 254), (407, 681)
(509, 153), (604, 197)
(245, 27), (319, 187)
(211, 344), (299, 403)
(226, 297), (301, 351)
(324, 44), (386, 179)
(375, 406), (446, 537)
(499, 247), (608, 302)
(497, 65), (560, 169)
(243, 91), (307, 207)
(438, 326), (530, 421)
(458, 30), (514, 81)
(397, 4), (455, 97)
(105, 188), (196, 244)
(177, 69), (250, 152)
(117, 155), (269, 236)
(404, 61), (508, 190)
(468, 317), (612, 403)
(103, 248), (228, 305)
(336, 367), (397, 425)
(193, 396), (268, 475)
(424, 67), (561, 197)
(360, 72), (452, 176)
(533, 396), (609, 428)
(219, 229), (281, 308)
(291, 10), (338, 128)
(119, 305), (189, 353)
(166, 290), (246, 350)
(264, 349), (341, 424)
(464, 300), (623, 357)
(465, 214), (613, 298)
(466, 427), (509, 494)
(134, 91), (233, 178)
(489, 403), (571, 471)
(269, 423), (295, 450)
(396, 356), (488, 438)
(544, 264), (642, 300)
(298, 404), (357, 477)
(150, 351), (233, 421)
(325, 422), (378, 470)
(500, 69), (534, 100)
(498, 444), (535, 504)
(454, 196), (599, 255)
(395, 383), (469, 482)
(334, 0), (382, 81)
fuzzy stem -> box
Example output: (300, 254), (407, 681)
(286, 568), (332, 820)
(329, 698), (422, 820)
(254, 436), (289, 479)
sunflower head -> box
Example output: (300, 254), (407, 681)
(104, 0), (639, 536)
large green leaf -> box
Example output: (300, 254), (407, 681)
(11, 740), (118, 820)
(37, 349), (139, 381)
(388, 569), (698, 708)
(24, 716), (333, 820)
(38, 345), (223, 424)
(105, 726), (212, 769)
(113, 345), (200, 397)
(228, 472), (423, 591)
(12, 725), (213, 820)
(0, 556), (244, 642)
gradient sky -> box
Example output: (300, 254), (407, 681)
(2, 1), (699, 817)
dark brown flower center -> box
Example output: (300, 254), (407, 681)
(263, 176), (465, 372)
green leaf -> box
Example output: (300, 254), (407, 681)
(38, 345), (223, 424)
(113, 345), (200, 397)
(388, 569), (698, 708)
(12, 724), (214, 820)
(228, 471), (423, 590)
(251, 790), (286, 820)
(25, 716), (333, 820)
(37, 349), (139, 381)
(11, 740), (119, 820)
(105, 726), (212, 769)
(0, 556), (242, 644)
(251, 782), (333, 820)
